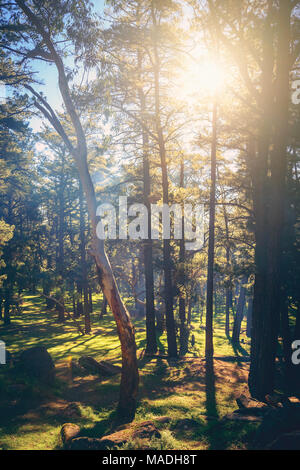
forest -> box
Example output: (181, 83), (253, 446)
(0, 0), (300, 452)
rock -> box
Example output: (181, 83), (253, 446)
(78, 356), (100, 375)
(78, 356), (121, 377)
(68, 421), (162, 450)
(266, 431), (300, 450)
(265, 394), (285, 407)
(173, 418), (199, 431)
(19, 347), (55, 384)
(99, 430), (130, 449)
(154, 416), (171, 425)
(98, 360), (121, 376)
(61, 423), (81, 447)
(132, 421), (161, 440)
(223, 397), (271, 424)
(69, 429), (130, 450)
(70, 359), (86, 376)
(69, 437), (107, 450)
(236, 394), (268, 410)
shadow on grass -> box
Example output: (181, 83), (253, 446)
(0, 294), (256, 450)
(204, 357), (219, 449)
(231, 340), (249, 366)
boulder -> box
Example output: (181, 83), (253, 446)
(68, 421), (161, 450)
(69, 437), (107, 450)
(132, 421), (161, 440)
(69, 429), (130, 450)
(98, 360), (121, 376)
(61, 423), (81, 447)
(223, 397), (271, 424)
(70, 359), (86, 376)
(19, 347), (55, 384)
(78, 356), (121, 377)
(98, 431), (130, 449)
(236, 394), (268, 410)
(154, 416), (171, 425)
(265, 393), (286, 407)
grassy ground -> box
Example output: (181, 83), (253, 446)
(0, 293), (257, 450)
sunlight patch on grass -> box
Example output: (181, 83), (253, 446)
(0, 293), (254, 450)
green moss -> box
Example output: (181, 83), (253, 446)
(0, 293), (254, 450)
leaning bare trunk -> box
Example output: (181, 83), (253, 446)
(95, 254), (139, 421)
(77, 149), (139, 422)
(16, 0), (139, 423)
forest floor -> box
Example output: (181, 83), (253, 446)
(0, 294), (258, 450)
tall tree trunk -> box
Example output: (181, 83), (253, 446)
(56, 155), (65, 323)
(187, 298), (193, 325)
(294, 302), (300, 341)
(76, 285), (83, 318)
(137, 54), (157, 354)
(100, 295), (107, 320)
(79, 181), (91, 334)
(246, 296), (253, 338)
(225, 288), (231, 338)
(179, 158), (187, 355)
(281, 299), (292, 389)
(151, 2), (177, 357)
(205, 100), (218, 359)
(249, 0), (290, 399)
(72, 291), (77, 318)
(232, 276), (247, 344)
(222, 197), (231, 337)
(0, 291), (3, 320)
(89, 288), (93, 313)
(3, 286), (11, 325)
(3, 199), (13, 326)
(248, 2), (274, 398)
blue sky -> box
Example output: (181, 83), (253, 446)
(30, 0), (106, 131)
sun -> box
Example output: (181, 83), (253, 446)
(174, 56), (226, 103)
(193, 60), (224, 95)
